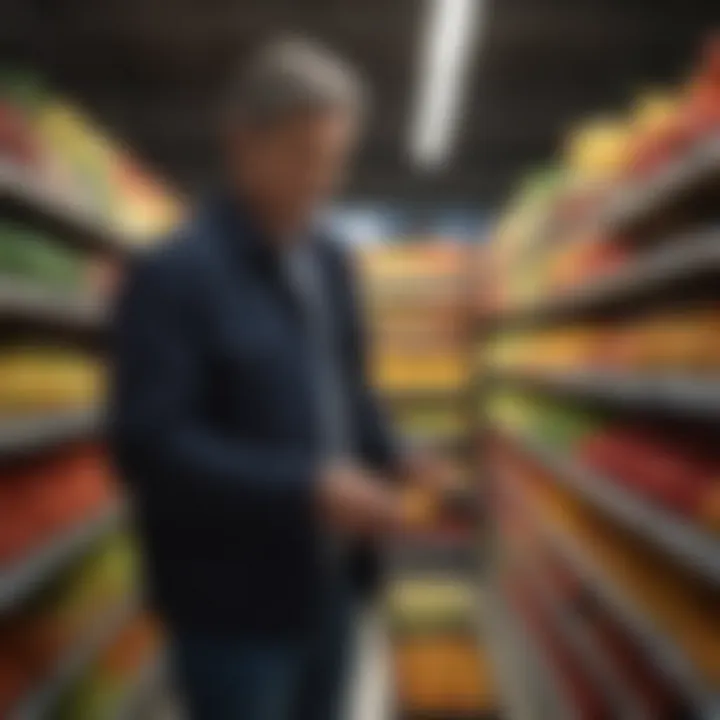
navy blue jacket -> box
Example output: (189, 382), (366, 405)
(110, 197), (398, 636)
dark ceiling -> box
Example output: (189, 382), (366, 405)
(3, 0), (719, 207)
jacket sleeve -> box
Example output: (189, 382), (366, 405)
(335, 247), (403, 474)
(109, 251), (318, 512)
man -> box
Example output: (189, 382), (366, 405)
(111, 39), (444, 720)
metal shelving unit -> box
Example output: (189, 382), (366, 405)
(475, 79), (720, 720)
(0, 275), (107, 329)
(484, 581), (577, 720)
(492, 370), (720, 419)
(565, 228), (720, 303)
(0, 162), (131, 257)
(601, 135), (720, 235)
(505, 480), (719, 719)
(0, 157), (126, 613)
(507, 431), (720, 586)
(523, 560), (644, 719)
(0, 503), (125, 613)
(481, 587), (543, 720)
(484, 228), (720, 332)
(0, 115), (148, 720)
(0, 407), (102, 459)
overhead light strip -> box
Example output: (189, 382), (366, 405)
(410, 0), (482, 169)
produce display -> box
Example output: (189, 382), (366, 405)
(391, 400), (465, 438)
(373, 352), (468, 394)
(0, 67), (181, 243)
(360, 241), (475, 530)
(485, 39), (720, 317)
(59, 614), (161, 720)
(359, 243), (471, 399)
(0, 68), (171, 719)
(496, 464), (691, 719)
(531, 553), (685, 718)
(495, 448), (720, 688)
(504, 578), (610, 720)
(489, 391), (720, 527)
(618, 37), (720, 182)
(488, 307), (720, 374)
(360, 242), (494, 717)
(0, 531), (138, 716)
(0, 444), (117, 564)
(478, 36), (720, 718)
(393, 635), (494, 716)
(387, 577), (476, 635)
(0, 347), (104, 416)
(0, 223), (85, 290)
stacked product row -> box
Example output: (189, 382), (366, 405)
(0, 530), (151, 717)
(1, 67), (180, 242)
(0, 445), (116, 569)
(487, 38), (720, 317)
(478, 38), (720, 720)
(0, 69), (175, 718)
(360, 244), (471, 447)
(388, 576), (493, 719)
(359, 243), (495, 718)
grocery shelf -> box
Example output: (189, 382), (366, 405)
(0, 276), (107, 329)
(504, 479), (720, 717)
(523, 560), (644, 718)
(492, 370), (720, 419)
(385, 388), (466, 404)
(9, 594), (140, 720)
(403, 430), (469, 453)
(476, 40), (720, 720)
(365, 278), (466, 300)
(111, 651), (168, 720)
(573, 227), (720, 302)
(484, 228), (720, 331)
(0, 407), (102, 460)
(0, 502), (125, 613)
(0, 162), (130, 257)
(480, 588), (540, 720)
(388, 540), (478, 576)
(507, 430), (720, 586)
(601, 134), (720, 236)
(483, 583), (577, 720)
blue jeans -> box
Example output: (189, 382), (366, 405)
(171, 581), (356, 720)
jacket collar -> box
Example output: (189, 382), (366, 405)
(192, 189), (336, 281)
(193, 190), (278, 272)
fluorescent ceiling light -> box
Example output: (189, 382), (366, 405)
(410, 0), (482, 169)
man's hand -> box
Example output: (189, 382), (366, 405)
(400, 450), (481, 526)
(317, 461), (403, 535)
(399, 449), (460, 493)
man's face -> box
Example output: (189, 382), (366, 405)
(229, 109), (358, 236)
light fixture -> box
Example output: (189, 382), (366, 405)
(410, 0), (482, 169)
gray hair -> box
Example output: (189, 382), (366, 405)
(223, 38), (367, 126)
